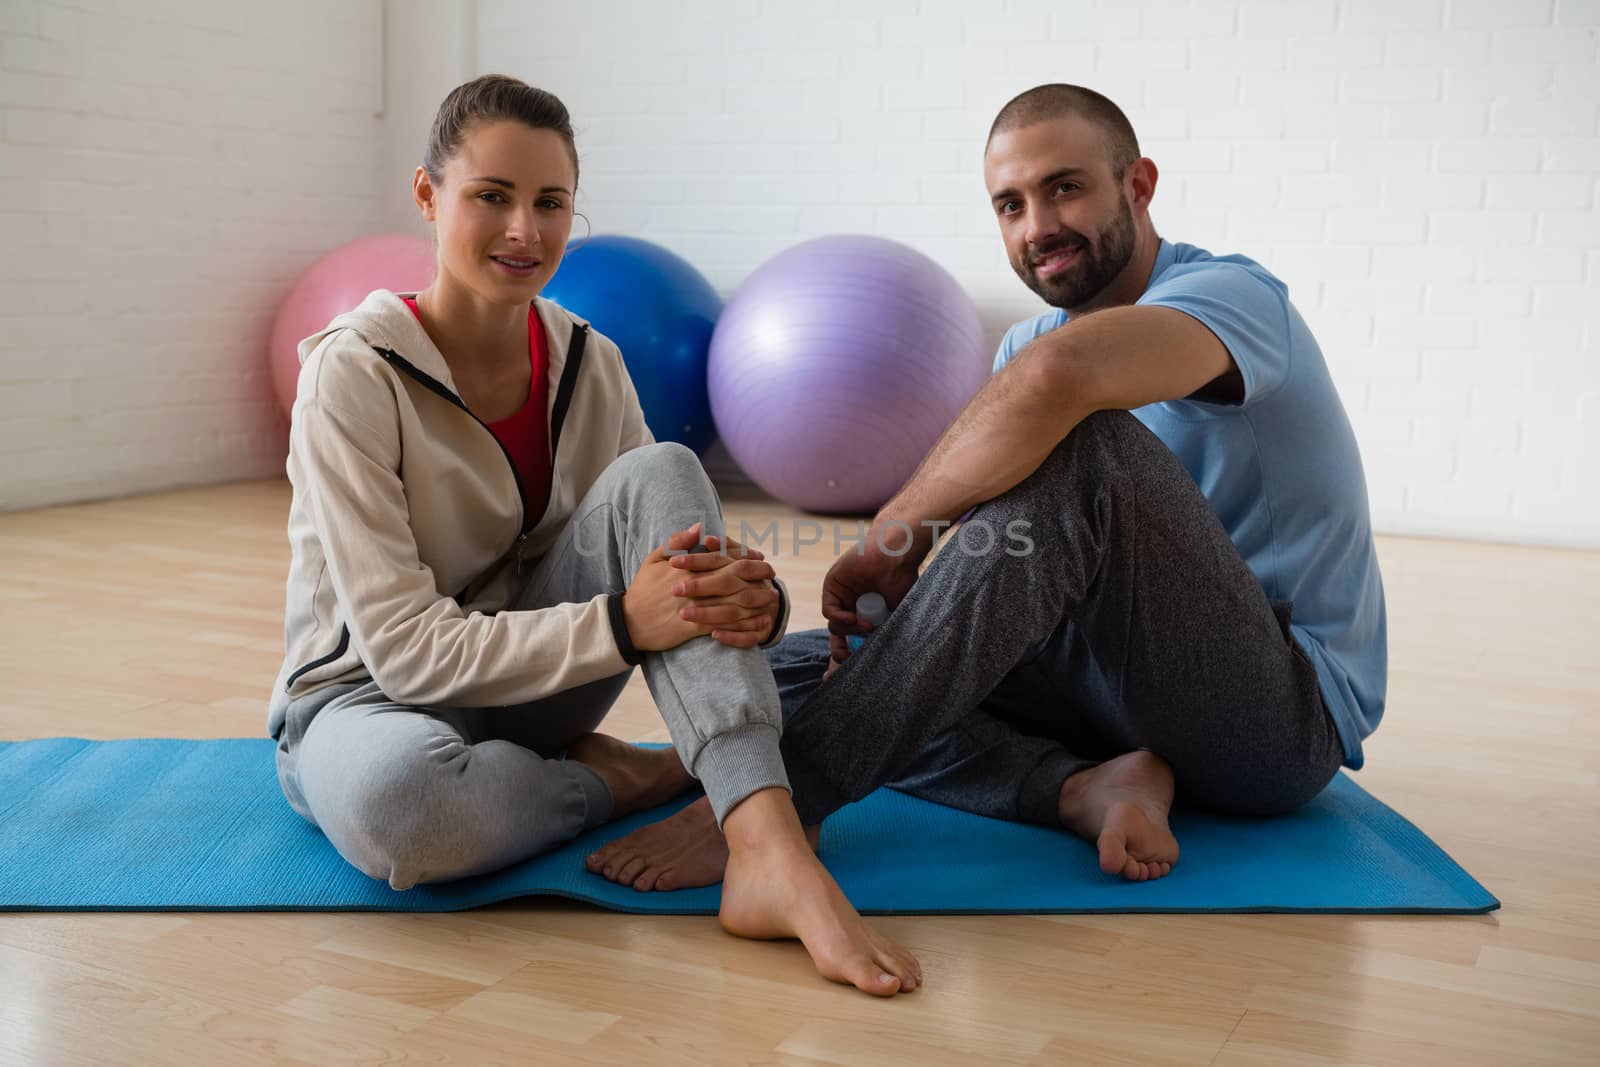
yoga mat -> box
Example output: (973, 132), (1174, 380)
(0, 738), (1498, 915)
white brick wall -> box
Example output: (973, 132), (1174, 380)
(0, 0), (385, 511)
(472, 0), (1600, 547)
(4, 0), (1597, 548)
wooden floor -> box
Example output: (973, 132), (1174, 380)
(0, 479), (1596, 1066)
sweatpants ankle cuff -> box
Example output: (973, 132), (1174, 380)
(569, 760), (615, 832)
(693, 724), (789, 826)
(1018, 750), (1090, 827)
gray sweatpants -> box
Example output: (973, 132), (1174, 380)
(274, 442), (787, 891)
(773, 410), (1346, 828)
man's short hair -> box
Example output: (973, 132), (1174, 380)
(986, 84), (1141, 180)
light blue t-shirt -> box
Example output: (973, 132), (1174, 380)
(994, 239), (1387, 769)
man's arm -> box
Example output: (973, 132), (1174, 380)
(874, 304), (1236, 559)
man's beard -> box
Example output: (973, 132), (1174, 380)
(1017, 192), (1137, 310)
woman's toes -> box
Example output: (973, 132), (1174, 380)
(869, 942), (920, 992)
(877, 957), (911, 991)
(829, 953), (900, 997)
(865, 970), (901, 996)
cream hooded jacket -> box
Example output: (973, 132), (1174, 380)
(266, 289), (789, 741)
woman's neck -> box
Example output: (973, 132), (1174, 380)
(413, 275), (530, 380)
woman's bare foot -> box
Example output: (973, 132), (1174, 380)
(585, 795), (821, 892)
(586, 795), (727, 891)
(565, 735), (694, 820)
(1057, 749), (1180, 881)
(718, 789), (920, 997)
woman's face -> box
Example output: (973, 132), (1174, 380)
(415, 119), (577, 305)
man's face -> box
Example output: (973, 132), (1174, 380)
(984, 115), (1138, 310)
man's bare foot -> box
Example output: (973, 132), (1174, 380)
(565, 734), (694, 820)
(1058, 750), (1180, 882)
(585, 795), (821, 892)
(718, 789), (920, 997)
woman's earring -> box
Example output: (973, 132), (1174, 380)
(568, 211), (592, 253)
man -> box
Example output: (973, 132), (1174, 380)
(587, 83), (1386, 889)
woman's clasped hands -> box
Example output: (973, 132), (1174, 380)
(622, 521), (781, 652)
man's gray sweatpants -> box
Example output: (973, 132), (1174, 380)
(772, 410), (1346, 828)
(273, 442), (786, 891)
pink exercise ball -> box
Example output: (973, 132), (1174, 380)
(269, 234), (436, 416)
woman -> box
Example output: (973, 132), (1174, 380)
(267, 75), (919, 996)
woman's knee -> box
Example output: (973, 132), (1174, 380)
(614, 441), (706, 485)
(607, 442), (720, 526)
(310, 732), (474, 890)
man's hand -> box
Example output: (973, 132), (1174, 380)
(821, 530), (921, 664)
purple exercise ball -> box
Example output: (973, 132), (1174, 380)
(707, 235), (990, 514)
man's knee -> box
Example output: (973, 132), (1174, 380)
(1005, 409), (1202, 537)
(765, 628), (831, 669)
(1053, 409), (1168, 478)
(1075, 408), (1143, 440)
(979, 410), (1147, 511)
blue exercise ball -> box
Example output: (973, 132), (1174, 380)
(543, 235), (721, 453)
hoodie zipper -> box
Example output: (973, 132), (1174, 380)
(372, 320), (589, 580)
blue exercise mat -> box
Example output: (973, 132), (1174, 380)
(0, 738), (1498, 915)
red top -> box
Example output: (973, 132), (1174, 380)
(403, 297), (552, 528)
